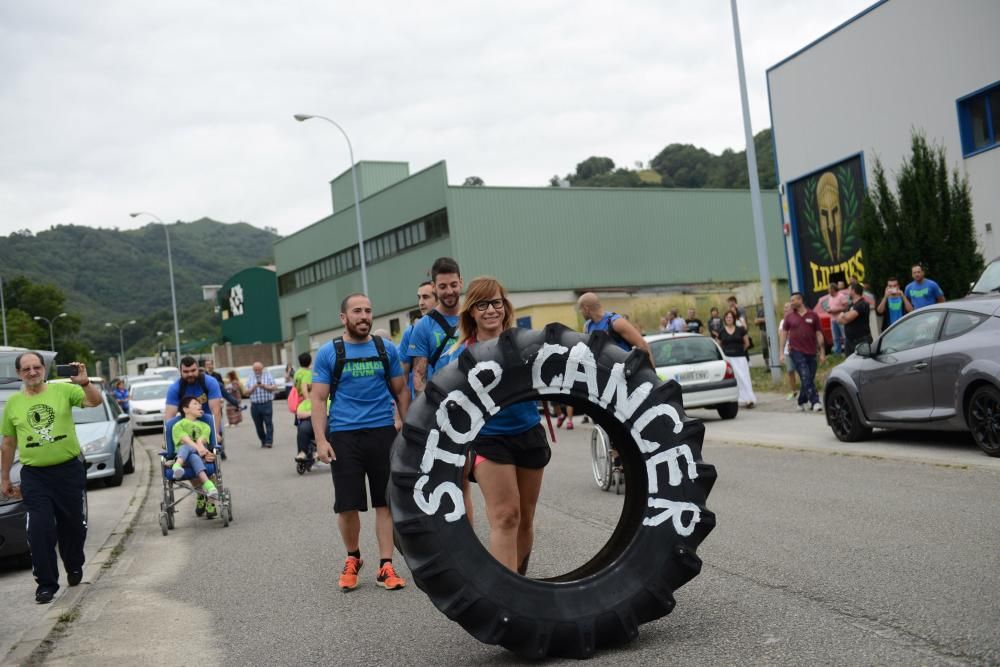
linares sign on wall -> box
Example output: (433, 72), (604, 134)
(229, 284), (245, 317)
(789, 154), (866, 307)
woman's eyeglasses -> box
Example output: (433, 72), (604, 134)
(473, 299), (505, 312)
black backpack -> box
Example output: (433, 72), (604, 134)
(425, 310), (458, 368)
(329, 335), (395, 406)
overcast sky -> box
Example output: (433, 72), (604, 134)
(0, 0), (872, 238)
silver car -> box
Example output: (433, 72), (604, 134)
(823, 295), (1000, 456)
(74, 386), (136, 486)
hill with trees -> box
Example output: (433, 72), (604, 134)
(551, 128), (776, 190)
(1, 218), (278, 366)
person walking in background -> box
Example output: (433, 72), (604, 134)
(837, 282), (873, 356)
(707, 307), (723, 340)
(777, 302), (799, 400)
(410, 257), (463, 394)
(717, 311), (756, 409)
(578, 292), (654, 366)
(727, 296), (746, 327)
(246, 362), (278, 448)
(685, 308), (704, 334)
(779, 292), (826, 413)
(112, 379), (129, 413)
(224, 370), (244, 427)
(876, 276), (912, 331)
(203, 358), (240, 459)
(399, 281), (437, 395)
(1, 353), (102, 603)
(666, 309), (686, 333)
(905, 263), (945, 309)
(817, 282), (847, 354)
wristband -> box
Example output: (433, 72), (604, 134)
(80, 379), (90, 387)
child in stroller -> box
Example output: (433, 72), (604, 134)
(172, 396), (220, 516)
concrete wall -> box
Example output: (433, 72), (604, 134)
(768, 0), (1000, 269)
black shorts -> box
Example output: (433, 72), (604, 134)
(327, 425), (396, 513)
(472, 423), (551, 471)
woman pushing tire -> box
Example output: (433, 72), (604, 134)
(389, 320), (716, 659)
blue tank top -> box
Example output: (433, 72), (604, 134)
(585, 313), (631, 351)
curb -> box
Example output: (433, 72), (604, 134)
(2, 442), (156, 666)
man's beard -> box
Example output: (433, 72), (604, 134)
(440, 293), (459, 309)
(346, 320), (371, 338)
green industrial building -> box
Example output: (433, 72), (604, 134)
(275, 160), (788, 356)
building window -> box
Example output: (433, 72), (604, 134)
(958, 81), (1000, 156)
(277, 208), (450, 295)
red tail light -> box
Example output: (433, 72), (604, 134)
(724, 362), (734, 379)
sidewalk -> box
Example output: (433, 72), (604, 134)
(2, 441), (155, 666)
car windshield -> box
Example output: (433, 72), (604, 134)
(650, 337), (722, 366)
(132, 383), (170, 400)
(266, 365), (286, 380)
(147, 368), (180, 379)
(969, 259), (1000, 293)
(73, 401), (110, 425)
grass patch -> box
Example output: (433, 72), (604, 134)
(57, 610), (80, 624)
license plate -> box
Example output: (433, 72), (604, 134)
(677, 370), (709, 382)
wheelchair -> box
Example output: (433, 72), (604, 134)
(159, 414), (234, 534)
(590, 425), (624, 494)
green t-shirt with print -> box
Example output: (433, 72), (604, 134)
(172, 418), (212, 449)
(293, 368), (312, 396)
(1, 382), (85, 467)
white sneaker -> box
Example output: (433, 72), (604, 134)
(796, 404), (806, 412)
(295, 451), (307, 461)
(812, 403), (824, 412)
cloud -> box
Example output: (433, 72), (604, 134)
(0, 0), (872, 237)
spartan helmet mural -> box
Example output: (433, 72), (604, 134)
(816, 171), (843, 261)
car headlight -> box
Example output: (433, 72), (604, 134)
(132, 408), (147, 415)
(81, 437), (110, 454)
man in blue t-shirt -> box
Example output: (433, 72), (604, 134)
(164, 356), (224, 443)
(399, 280), (437, 396)
(577, 292), (654, 366)
(904, 264), (945, 310)
(876, 276), (913, 331)
(409, 257), (463, 393)
(312, 293), (410, 593)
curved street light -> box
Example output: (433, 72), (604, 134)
(293, 113), (369, 295)
(130, 211), (182, 365)
(105, 319), (137, 374)
(32, 312), (67, 352)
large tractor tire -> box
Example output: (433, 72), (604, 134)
(389, 324), (716, 659)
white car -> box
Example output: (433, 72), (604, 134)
(143, 366), (180, 381)
(128, 380), (173, 431)
(644, 332), (740, 419)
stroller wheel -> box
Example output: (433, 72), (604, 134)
(296, 462), (307, 475)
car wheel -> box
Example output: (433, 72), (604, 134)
(716, 402), (738, 420)
(389, 324), (716, 659)
(967, 385), (1000, 457)
(105, 448), (125, 487)
(122, 437), (136, 474)
(826, 386), (872, 442)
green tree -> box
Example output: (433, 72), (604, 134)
(573, 157), (615, 181)
(462, 176), (485, 186)
(860, 131), (983, 299)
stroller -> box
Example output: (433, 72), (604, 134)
(159, 413), (234, 534)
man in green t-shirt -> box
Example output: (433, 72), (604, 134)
(293, 352), (312, 402)
(1, 351), (102, 604)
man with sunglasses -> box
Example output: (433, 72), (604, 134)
(410, 257), (463, 393)
(1, 352), (102, 603)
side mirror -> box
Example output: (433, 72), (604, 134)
(854, 342), (873, 358)
(116, 413), (131, 424)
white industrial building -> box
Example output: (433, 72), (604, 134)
(767, 0), (1000, 300)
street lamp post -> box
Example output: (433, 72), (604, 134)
(130, 212), (182, 364)
(105, 320), (137, 374)
(293, 113), (369, 296)
(32, 313), (67, 352)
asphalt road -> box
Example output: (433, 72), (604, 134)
(32, 400), (1000, 666)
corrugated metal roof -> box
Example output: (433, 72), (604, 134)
(446, 186), (786, 291)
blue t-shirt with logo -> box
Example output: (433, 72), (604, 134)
(165, 373), (223, 407)
(407, 311), (460, 381)
(313, 338), (403, 432)
(905, 279), (944, 309)
(398, 322), (417, 396)
(885, 295), (906, 325)
(585, 313), (630, 351)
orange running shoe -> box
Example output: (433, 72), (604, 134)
(339, 556), (363, 591)
(376, 562), (406, 590)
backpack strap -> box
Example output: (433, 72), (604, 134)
(426, 310), (457, 367)
(371, 335), (395, 397)
(605, 312), (629, 348)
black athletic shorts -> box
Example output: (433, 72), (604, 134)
(472, 423), (551, 471)
(327, 425), (396, 513)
